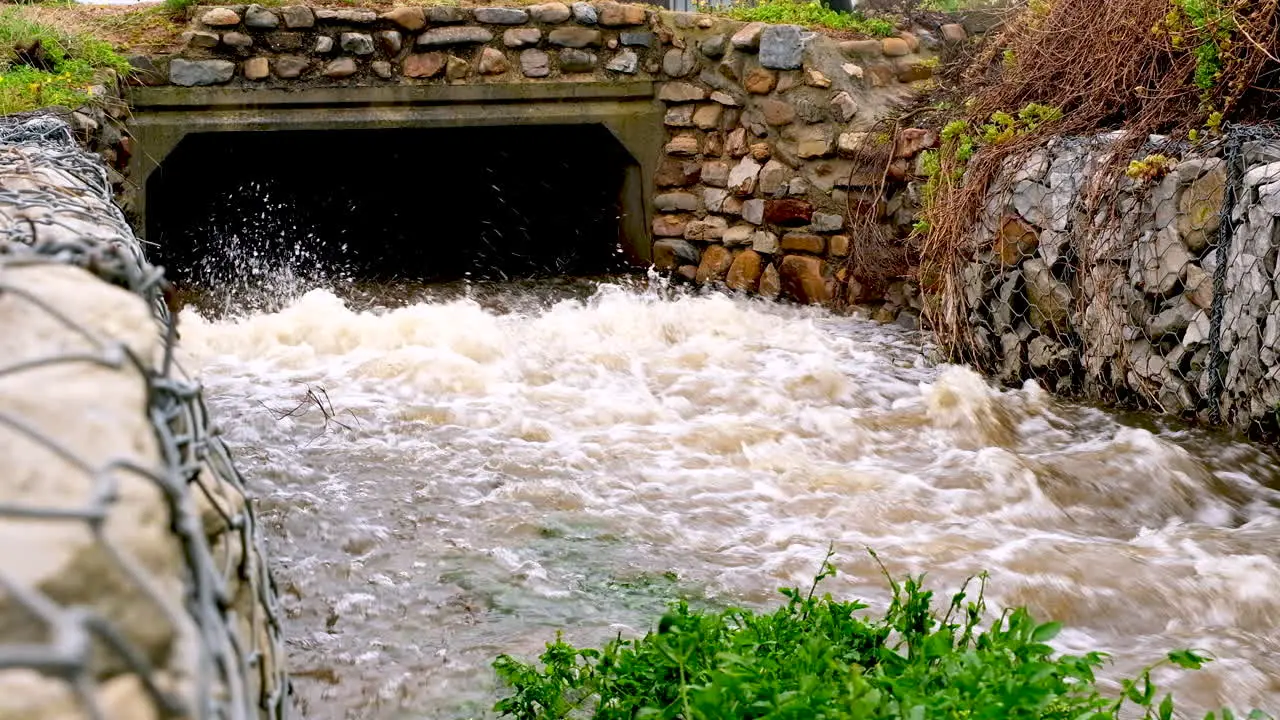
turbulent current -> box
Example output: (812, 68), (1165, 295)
(175, 276), (1280, 720)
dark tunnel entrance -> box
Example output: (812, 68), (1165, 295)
(146, 124), (642, 298)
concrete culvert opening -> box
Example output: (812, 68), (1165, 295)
(146, 123), (643, 302)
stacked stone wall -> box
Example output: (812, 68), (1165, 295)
(958, 129), (1280, 434)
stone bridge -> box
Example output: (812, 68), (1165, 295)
(121, 1), (975, 306)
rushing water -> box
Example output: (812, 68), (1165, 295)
(175, 275), (1280, 720)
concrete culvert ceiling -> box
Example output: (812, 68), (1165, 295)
(146, 124), (639, 294)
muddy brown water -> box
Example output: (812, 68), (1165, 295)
(176, 275), (1280, 720)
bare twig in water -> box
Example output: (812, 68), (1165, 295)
(259, 384), (360, 445)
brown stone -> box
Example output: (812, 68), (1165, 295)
(504, 28), (542, 48)
(657, 158), (702, 187)
(864, 62), (895, 87)
(896, 59), (932, 83)
(894, 128), (939, 158)
(744, 67), (776, 94)
(222, 31), (253, 49)
(804, 68), (831, 88)
(478, 47), (510, 75)
(685, 216), (728, 241)
(758, 99), (795, 126)
(780, 232), (824, 254)
(898, 32), (920, 52)
(264, 31), (304, 52)
(665, 105), (696, 127)
(839, 39), (881, 57)
(726, 249), (764, 291)
(243, 57), (269, 80)
(696, 244), (735, 284)
(705, 132), (724, 157)
(382, 6), (426, 30)
(759, 263), (781, 298)
(273, 55), (309, 78)
(659, 82), (707, 103)
(749, 143), (771, 161)
(764, 199), (813, 225)
(793, 126), (834, 158)
(692, 104), (722, 130)
(776, 71), (798, 93)
(201, 7), (241, 26)
(549, 27), (602, 47)
(779, 255), (829, 304)
(996, 215), (1039, 265)
(403, 52), (446, 78)
(677, 265), (699, 281)
(881, 37), (910, 57)
(829, 235), (850, 257)
(183, 30), (219, 48)
(665, 134), (700, 156)
(654, 239), (699, 270)
(597, 1), (647, 27)
(940, 23), (967, 43)
(323, 57), (358, 78)
(1178, 163), (1227, 251)
(702, 160), (730, 187)
(730, 22), (764, 51)
(726, 128), (749, 157)
(654, 214), (691, 237)
(446, 55), (470, 81)
(377, 30), (403, 55)
(372, 60), (392, 78)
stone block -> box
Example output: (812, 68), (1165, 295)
(316, 8), (378, 23)
(804, 68), (831, 88)
(243, 57), (269, 80)
(704, 187), (730, 212)
(666, 133), (701, 156)
(416, 27), (495, 47)
(711, 90), (740, 107)
(779, 255), (829, 303)
(656, 192), (700, 212)
(701, 34), (727, 58)
(371, 60), (392, 78)
(606, 49), (639, 73)
(426, 6), (470, 23)
(758, 99), (795, 126)
(182, 30), (219, 49)
(696, 244), (735, 284)
(829, 91), (857, 122)
(765, 198), (813, 225)
(940, 23), (967, 43)
(759, 25), (803, 70)
(728, 157), (762, 196)
(726, 249), (764, 290)
(323, 57), (358, 78)
(663, 48), (697, 78)
(341, 33), (375, 56)
(781, 232), (824, 254)
(520, 48), (551, 77)
(478, 47), (510, 74)
(812, 212), (843, 232)
(244, 4), (279, 28)
(403, 52), (446, 78)
(839, 39), (881, 57)
(759, 263), (782, 298)
(654, 238), (700, 269)
(474, 7), (530, 24)
(381, 7), (425, 31)
(881, 37), (910, 56)
(314, 36), (334, 54)
(730, 22), (764, 51)
(530, 2), (572, 23)
(722, 224), (754, 247)
(863, 61), (896, 87)
(549, 27), (602, 47)
(665, 105), (696, 127)
(759, 159), (791, 196)
(829, 235), (850, 257)
(751, 229), (778, 253)
(572, 2), (598, 24)
(703, 160), (730, 187)
(621, 31), (653, 46)
(559, 48), (597, 72)
(654, 214), (690, 237)
(377, 31), (403, 55)
(658, 82), (707, 103)
(222, 32), (252, 48)
(169, 59), (235, 86)
(685, 216), (729, 241)
(744, 67), (776, 94)
(742, 198), (764, 224)
(657, 158), (701, 186)
(597, 1), (647, 27)
(726, 127), (749, 157)
(693, 104), (722, 130)
(504, 28), (543, 48)
(273, 55), (309, 78)
(201, 7), (240, 26)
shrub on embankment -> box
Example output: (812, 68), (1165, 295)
(0, 6), (132, 114)
(492, 550), (1270, 719)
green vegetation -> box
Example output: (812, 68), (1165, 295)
(492, 549), (1270, 720)
(1159, 0), (1234, 92)
(697, 0), (898, 36)
(0, 7), (130, 115)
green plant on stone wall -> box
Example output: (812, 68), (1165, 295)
(697, 0), (899, 36)
(492, 548), (1271, 720)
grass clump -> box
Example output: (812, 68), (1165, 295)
(493, 548), (1271, 720)
(0, 6), (130, 115)
(697, 0), (899, 36)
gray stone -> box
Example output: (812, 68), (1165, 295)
(1184, 263), (1214, 309)
(1184, 309), (1212, 346)
(812, 212), (843, 232)
(371, 60), (393, 78)
(1130, 226), (1191, 296)
(182, 30), (219, 49)
(477, 47), (510, 75)
(793, 96), (829, 124)
(314, 36), (334, 53)
(663, 48), (696, 78)
(1243, 161), (1280, 188)
(222, 32), (253, 48)
(1011, 180), (1050, 229)
(504, 28), (542, 48)
(702, 160), (730, 187)
(244, 4), (279, 28)
(417, 27), (495, 47)
(474, 7), (529, 24)
(558, 48), (596, 72)
(723, 225), (754, 247)
(710, 90), (740, 107)
(742, 198), (764, 225)
(426, 6), (470, 23)
(655, 192), (699, 212)
(751, 229), (778, 253)
(657, 82), (706, 102)
(571, 1), (597, 24)
(664, 105), (695, 127)
(703, 187), (730, 212)
(1023, 258), (1072, 334)
(728, 157), (762, 196)
(341, 32), (375, 55)
(520, 49), (551, 77)
(169, 59), (235, 86)
(376, 30), (403, 54)
(1148, 295), (1197, 340)
(829, 91), (857, 122)
(620, 31), (653, 47)
(274, 55), (309, 78)
(758, 160), (791, 196)
(685, 216), (728, 241)
(530, 2), (572, 23)
(315, 8), (378, 23)
(731, 22), (764, 51)
(788, 177), (809, 196)
(549, 27), (602, 47)
(701, 34), (727, 58)
(606, 49), (638, 74)
(759, 25), (803, 70)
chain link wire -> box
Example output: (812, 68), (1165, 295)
(0, 114), (291, 719)
(957, 124), (1280, 436)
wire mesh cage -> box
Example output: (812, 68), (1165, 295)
(0, 114), (290, 719)
(946, 123), (1280, 437)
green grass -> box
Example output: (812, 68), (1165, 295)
(0, 7), (131, 115)
(493, 548), (1273, 720)
(700, 0), (899, 36)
